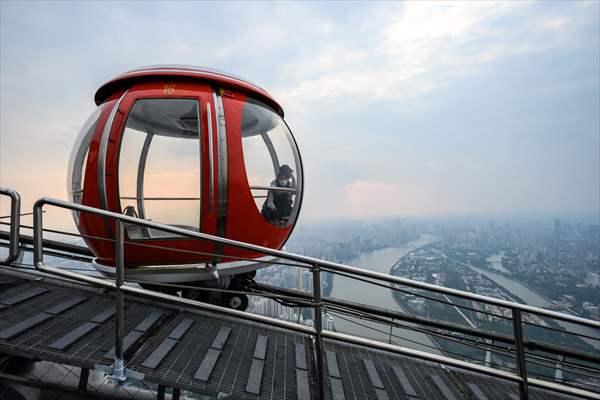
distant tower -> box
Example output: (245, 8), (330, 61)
(297, 268), (303, 290)
(555, 357), (564, 383)
(554, 219), (561, 247)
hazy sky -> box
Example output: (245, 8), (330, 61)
(1, 1), (599, 226)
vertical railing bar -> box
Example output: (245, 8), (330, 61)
(33, 198), (44, 267)
(113, 219), (126, 381)
(0, 188), (21, 264)
(312, 263), (325, 399)
(78, 368), (89, 391)
(9, 190), (20, 263)
(512, 308), (528, 400)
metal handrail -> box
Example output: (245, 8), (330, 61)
(120, 196), (201, 201)
(249, 185), (299, 193)
(30, 195), (600, 400)
(6, 220), (597, 359)
(34, 197), (599, 330)
(0, 187), (21, 264)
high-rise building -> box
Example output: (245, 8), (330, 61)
(585, 272), (599, 288)
(297, 268), (303, 290)
(554, 219), (561, 247)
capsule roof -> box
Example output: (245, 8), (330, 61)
(94, 65), (284, 117)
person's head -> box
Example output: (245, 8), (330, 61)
(277, 164), (293, 185)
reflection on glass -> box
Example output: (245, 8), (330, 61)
(118, 99), (201, 239)
(241, 98), (302, 227)
(261, 164), (296, 227)
(68, 103), (107, 225)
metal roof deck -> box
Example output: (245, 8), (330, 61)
(0, 267), (582, 400)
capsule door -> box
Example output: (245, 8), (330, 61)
(220, 91), (303, 259)
(104, 82), (219, 266)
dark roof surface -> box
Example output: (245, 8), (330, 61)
(0, 262), (584, 400)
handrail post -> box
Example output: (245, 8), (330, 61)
(312, 263), (325, 399)
(0, 187), (21, 265)
(112, 219), (126, 382)
(33, 200), (44, 268)
(512, 308), (528, 400)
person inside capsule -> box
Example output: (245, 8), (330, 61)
(262, 164), (296, 227)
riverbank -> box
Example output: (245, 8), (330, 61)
(475, 260), (561, 308)
(468, 264), (600, 351)
(329, 234), (443, 355)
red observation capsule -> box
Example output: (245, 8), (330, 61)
(67, 66), (303, 308)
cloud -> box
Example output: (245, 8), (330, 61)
(342, 181), (441, 218)
(274, 0), (595, 114)
(1, 1), (598, 224)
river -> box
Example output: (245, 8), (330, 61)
(486, 252), (510, 274)
(329, 234), (444, 355)
(468, 265), (600, 351)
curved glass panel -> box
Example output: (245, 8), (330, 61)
(68, 104), (106, 226)
(241, 98), (302, 227)
(118, 98), (201, 239)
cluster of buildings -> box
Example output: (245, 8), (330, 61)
(586, 272), (600, 287)
(284, 219), (418, 263)
(246, 219), (420, 325)
(427, 217), (600, 321)
(255, 265), (315, 293)
(391, 248), (548, 327)
(244, 215), (598, 343)
(582, 301), (600, 319)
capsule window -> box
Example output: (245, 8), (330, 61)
(241, 98), (302, 227)
(118, 98), (201, 239)
(68, 103), (107, 226)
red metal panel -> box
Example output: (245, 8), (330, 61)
(78, 99), (117, 265)
(95, 66), (283, 117)
(221, 93), (292, 261)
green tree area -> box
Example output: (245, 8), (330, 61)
(513, 271), (600, 314)
(391, 264), (596, 382)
